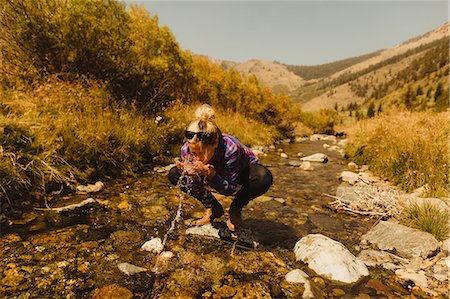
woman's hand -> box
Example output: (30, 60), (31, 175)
(193, 161), (215, 178)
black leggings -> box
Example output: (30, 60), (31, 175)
(168, 164), (273, 212)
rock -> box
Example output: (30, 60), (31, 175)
(339, 171), (359, 185)
(117, 200), (130, 210)
(118, 263), (148, 275)
(285, 269), (314, 299)
(310, 134), (335, 142)
(294, 234), (369, 284)
(289, 160), (302, 166)
(407, 257), (423, 272)
(186, 223), (220, 239)
(273, 197), (286, 204)
(141, 237), (163, 253)
(151, 251), (174, 273)
(44, 198), (97, 212)
(395, 269), (428, 289)
(347, 162), (358, 172)
(91, 284), (133, 299)
(301, 153), (328, 163)
(281, 153), (289, 158)
(76, 181), (104, 193)
(299, 161), (314, 171)
(360, 221), (440, 258)
(357, 249), (409, 270)
(323, 144), (330, 149)
(252, 195), (273, 203)
(269, 145), (276, 151)
(337, 139), (349, 148)
(2, 268), (25, 287)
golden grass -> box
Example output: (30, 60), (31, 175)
(400, 201), (449, 240)
(1, 77), (160, 201)
(345, 111), (449, 197)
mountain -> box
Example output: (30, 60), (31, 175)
(221, 22), (449, 113)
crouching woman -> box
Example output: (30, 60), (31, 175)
(168, 104), (273, 231)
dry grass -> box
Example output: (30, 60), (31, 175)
(1, 77), (160, 202)
(400, 201), (449, 241)
(345, 111), (449, 197)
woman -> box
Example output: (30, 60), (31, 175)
(168, 104), (273, 231)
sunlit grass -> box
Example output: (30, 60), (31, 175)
(345, 111), (449, 197)
(400, 201), (449, 241)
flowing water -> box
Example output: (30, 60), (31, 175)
(0, 140), (439, 298)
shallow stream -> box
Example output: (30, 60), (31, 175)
(0, 140), (437, 298)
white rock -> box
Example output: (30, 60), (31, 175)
(294, 234), (369, 284)
(269, 145), (276, 151)
(300, 161), (314, 171)
(273, 198), (286, 204)
(337, 139), (349, 148)
(141, 237), (164, 253)
(185, 223), (220, 239)
(395, 268), (428, 289)
(118, 263), (148, 275)
(360, 221), (440, 259)
(76, 181), (104, 193)
(357, 249), (409, 270)
(339, 171), (359, 185)
(285, 269), (314, 299)
(288, 160), (302, 167)
(323, 144), (331, 149)
(280, 153), (289, 159)
(300, 153), (328, 163)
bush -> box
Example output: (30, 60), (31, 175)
(345, 112), (449, 197)
(400, 201), (449, 240)
(0, 77), (160, 203)
(299, 109), (340, 134)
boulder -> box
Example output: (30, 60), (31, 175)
(294, 234), (369, 284)
(339, 171), (359, 185)
(299, 162), (314, 171)
(300, 153), (328, 163)
(360, 221), (440, 259)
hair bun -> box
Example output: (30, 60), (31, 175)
(194, 104), (215, 121)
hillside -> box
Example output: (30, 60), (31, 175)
(224, 22), (449, 113)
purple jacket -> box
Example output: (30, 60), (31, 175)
(181, 134), (259, 195)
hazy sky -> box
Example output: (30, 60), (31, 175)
(124, 1), (448, 66)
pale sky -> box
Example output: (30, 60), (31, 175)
(123, 1), (448, 65)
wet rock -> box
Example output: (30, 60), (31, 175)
(310, 134), (336, 142)
(76, 181), (104, 193)
(117, 200), (130, 210)
(294, 234), (369, 284)
(151, 251), (174, 273)
(141, 237), (163, 253)
(332, 288), (345, 296)
(285, 269), (314, 299)
(300, 153), (328, 163)
(289, 160), (302, 166)
(110, 230), (143, 250)
(118, 263), (148, 275)
(233, 282), (272, 298)
(2, 267), (25, 287)
(360, 221), (440, 258)
(140, 205), (169, 219)
(281, 153), (289, 158)
(281, 280), (306, 299)
(90, 284), (133, 299)
(186, 223), (220, 238)
(339, 171), (359, 185)
(300, 161), (314, 171)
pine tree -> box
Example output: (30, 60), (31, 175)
(367, 102), (375, 118)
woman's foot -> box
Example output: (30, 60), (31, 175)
(195, 208), (212, 225)
(227, 206), (242, 231)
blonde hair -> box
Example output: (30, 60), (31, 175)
(186, 104), (220, 145)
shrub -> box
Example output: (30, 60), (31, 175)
(299, 109), (340, 134)
(400, 201), (449, 241)
(345, 112), (449, 197)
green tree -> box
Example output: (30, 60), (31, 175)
(367, 102), (375, 118)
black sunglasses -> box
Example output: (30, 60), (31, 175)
(184, 131), (212, 141)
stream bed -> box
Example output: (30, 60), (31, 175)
(0, 140), (439, 298)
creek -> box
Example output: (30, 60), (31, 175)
(0, 140), (435, 298)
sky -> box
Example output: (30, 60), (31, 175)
(123, 1), (448, 66)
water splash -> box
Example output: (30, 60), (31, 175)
(159, 155), (200, 252)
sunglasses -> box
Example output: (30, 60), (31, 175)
(184, 131), (212, 141)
